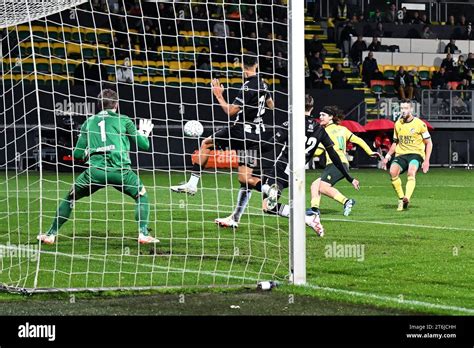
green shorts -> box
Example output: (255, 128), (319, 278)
(391, 154), (423, 174)
(71, 167), (145, 201)
(321, 163), (350, 186)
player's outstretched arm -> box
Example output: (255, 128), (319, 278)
(127, 118), (153, 151)
(211, 78), (240, 117)
(350, 134), (381, 159)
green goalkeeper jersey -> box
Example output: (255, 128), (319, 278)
(73, 110), (150, 170)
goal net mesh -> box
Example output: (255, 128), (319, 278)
(0, 0), (290, 291)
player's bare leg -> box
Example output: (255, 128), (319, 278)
(171, 137), (213, 195)
(318, 181), (355, 216)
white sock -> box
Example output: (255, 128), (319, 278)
(261, 184), (271, 195)
(232, 188), (252, 222)
(188, 173), (200, 188)
(279, 204), (290, 218)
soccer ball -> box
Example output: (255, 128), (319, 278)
(184, 120), (204, 138)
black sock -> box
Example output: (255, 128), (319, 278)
(253, 181), (262, 192)
(311, 207), (320, 214)
(192, 163), (203, 174)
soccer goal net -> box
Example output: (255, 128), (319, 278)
(0, 0), (299, 292)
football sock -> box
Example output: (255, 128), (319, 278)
(311, 193), (321, 209)
(261, 183), (271, 195)
(232, 187), (252, 222)
(405, 176), (416, 201)
(188, 172), (200, 188)
(265, 203), (290, 218)
(136, 194), (150, 235)
(391, 176), (404, 199)
(252, 181), (262, 192)
(334, 193), (348, 205)
(47, 194), (73, 236)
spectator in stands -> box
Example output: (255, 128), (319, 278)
(457, 15), (467, 27)
(275, 51), (288, 76)
(454, 55), (469, 81)
(116, 57), (133, 83)
(452, 94), (468, 115)
(308, 50), (324, 71)
(333, 0), (350, 21)
(339, 21), (357, 57)
(465, 52), (474, 70)
(463, 22), (474, 40)
(373, 22), (385, 38)
(312, 66), (327, 89)
(372, 67), (384, 80)
(394, 66), (414, 100)
(350, 35), (367, 65)
(368, 36), (381, 52)
(213, 15), (229, 37)
(307, 34), (324, 55)
(362, 51), (378, 85)
(420, 14), (430, 25)
(444, 39), (459, 54)
(441, 53), (455, 76)
(431, 66), (449, 103)
(399, 7), (409, 24)
(331, 63), (349, 89)
(410, 11), (422, 24)
(446, 15), (455, 26)
(422, 25), (437, 39)
(371, 9), (384, 23)
(385, 3), (397, 24)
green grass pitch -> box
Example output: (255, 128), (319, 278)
(0, 168), (473, 315)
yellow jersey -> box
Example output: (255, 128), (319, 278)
(393, 117), (430, 159)
(319, 123), (374, 165)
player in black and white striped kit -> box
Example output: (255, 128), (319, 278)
(171, 53), (275, 228)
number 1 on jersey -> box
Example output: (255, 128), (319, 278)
(98, 120), (106, 141)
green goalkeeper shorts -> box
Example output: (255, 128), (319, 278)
(71, 167), (145, 200)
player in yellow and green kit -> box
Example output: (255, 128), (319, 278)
(37, 89), (159, 245)
(382, 99), (433, 211)
(310, 106), (381, 216)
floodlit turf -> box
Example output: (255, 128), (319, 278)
(0, 168), (473, 315)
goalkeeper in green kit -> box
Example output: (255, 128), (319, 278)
(37, 89), (159, 245)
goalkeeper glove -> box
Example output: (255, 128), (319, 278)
(138, 119), (154, 137)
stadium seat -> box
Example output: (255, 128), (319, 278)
(39, 42), (51, 57)
(59, 26), (72, 41)
(383, 80), (396, 95)
(230, 77), (242, 87)
(377, 65), (385, 73)
(70, 28), (82, 42)
(370, 80), (385, 98)
(151, 76), (165, 85)
(97, 45), (109, 58)
(97, 30), (112, 44)
(134, 75), (149, 85)
(52, 43), (66, 58)
(448, 81), (461, 90)
(102, 59), (116, 75)
(19, 42), (33, 57)
(17, 25), (30, 40)
(132, 60), (146, 76)
(66, 43), (81, 57)
(181, 77), (194, 86)
(51, 59), (64, 74)
(46, 26), (59, 40)
(83, 29), (97, 43)
(418, 66), (431, 80)
(383, 65), (396, 80)
(195, 78), (211, 86)
(32, 25), (46, 39)
(32, 58), (50, 73)
(21, 58), (35, 73)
